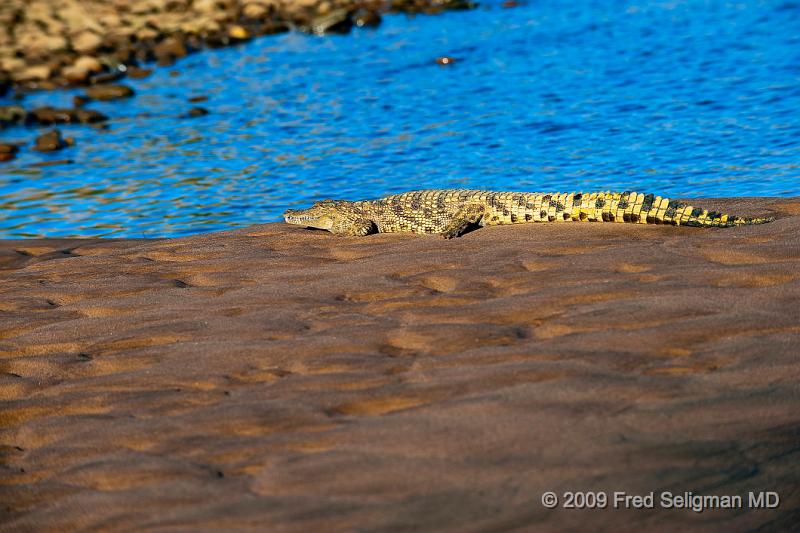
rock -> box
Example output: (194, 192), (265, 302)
(257, 21), (290, 35)
(29, 107), (77, 125)
(0, 143), (19, 162)
(193, 0), (222, 13)
(71, 31), (104, 54)
(353, 9), (381, 27)
(227, 25), (250, 41)
(126, 67), (153, 79)
(1, 57), (26, 75)
(25, 104), (106, 126)
(62, 65), (90, 84)
(0, 71), (9, 96)
(73, 95), (89, 108)
(29, 158), (74, 167)
(242, 3), (269, 19)
(184, 106), (209, 117)
(19, 34), (69, 58)
(130, 1), (156, 15)
(136, 27), (161, 42)
(13, 65), (52, 82)
(154, 35), (189, 66)
(435, 56), (457, 65)
(441, 0), (477, 9)
(188, 95), (208, 103)
(75, 109), (108, 124)
(203, 32), (226, 48)
(42, 35), (70, 53)
(0, 105), (27, 126)
(89, 70), (124, 84)
(33, 129), (71, 152)
(111, 44), (135, 64)
(133, 41), (156, 63)
(74, 56), (104, 73)
(317, 1), (332, 15)
(165, 0), (189, 11)
(310, 8), (352, 35)
(85, 84), (134, 101)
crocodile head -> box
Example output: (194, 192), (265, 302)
(284, 200), (376, 236)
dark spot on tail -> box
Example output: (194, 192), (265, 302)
(642, 193), (654, 211)
(525, 214), (532, 221)
(618, 199), (630, 209)
(691, 207), (703, 217)
(540, 210), (547, 219)
(668, 200), (686, 209)
(595, 199), (605, 209)
(510, 213), (518, 222)
(572, 193), (582, 204)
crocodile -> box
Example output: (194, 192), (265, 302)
(283, 189), (774, 238)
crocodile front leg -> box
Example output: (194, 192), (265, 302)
(331, 218), (377, 236)
(440, 204), (487, 239)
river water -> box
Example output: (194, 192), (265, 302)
(1, 0), (799, 237)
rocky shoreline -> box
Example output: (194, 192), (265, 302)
(0, 0), (474, 161)
(0, 0), (472, 90)
(1, 197), (799, 530)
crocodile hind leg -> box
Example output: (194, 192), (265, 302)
(440, 204), (487, 239)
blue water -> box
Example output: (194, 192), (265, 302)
(1, 0), (799, 238)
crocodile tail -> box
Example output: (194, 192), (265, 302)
(717, 214), (775, 227)
(573, 192), (775, 227)
(665, 203), (775, 228)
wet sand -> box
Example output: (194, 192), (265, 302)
(1, 197), (799, 531)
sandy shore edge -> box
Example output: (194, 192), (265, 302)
(1, 197), (799, 530)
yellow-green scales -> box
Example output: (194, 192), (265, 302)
(284, 189), (774, 238)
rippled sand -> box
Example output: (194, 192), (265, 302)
(1, 198), (799, 531)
